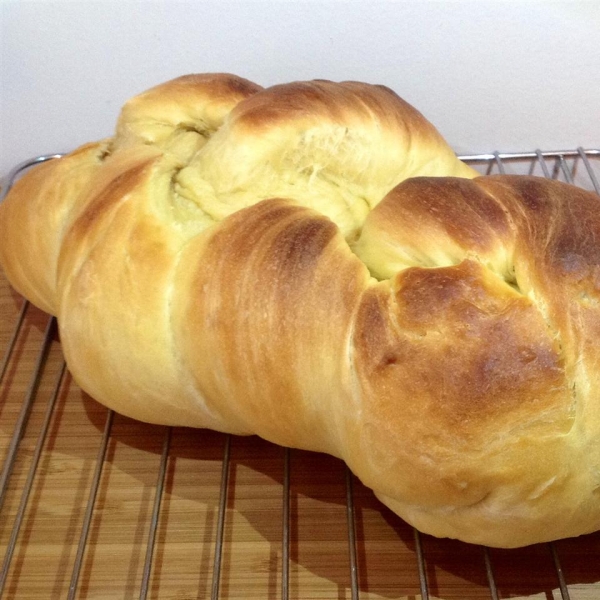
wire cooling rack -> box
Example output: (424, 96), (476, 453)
(0, 149), (599, 600)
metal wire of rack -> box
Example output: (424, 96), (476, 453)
(0, 149), (599, 600)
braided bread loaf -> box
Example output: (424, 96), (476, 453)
(2, 74), (599, 548)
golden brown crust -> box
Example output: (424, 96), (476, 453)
(115, 73), (262, 159)
(353, 176), (516, 279)
(0, 141), (108, 314)
(2, 73), (598, 548)
(352, 259), (571, 489)
(186, 79), (479, 239)
(172, 198), (371, 453)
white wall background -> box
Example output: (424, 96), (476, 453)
(1, 1), (599, 176)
